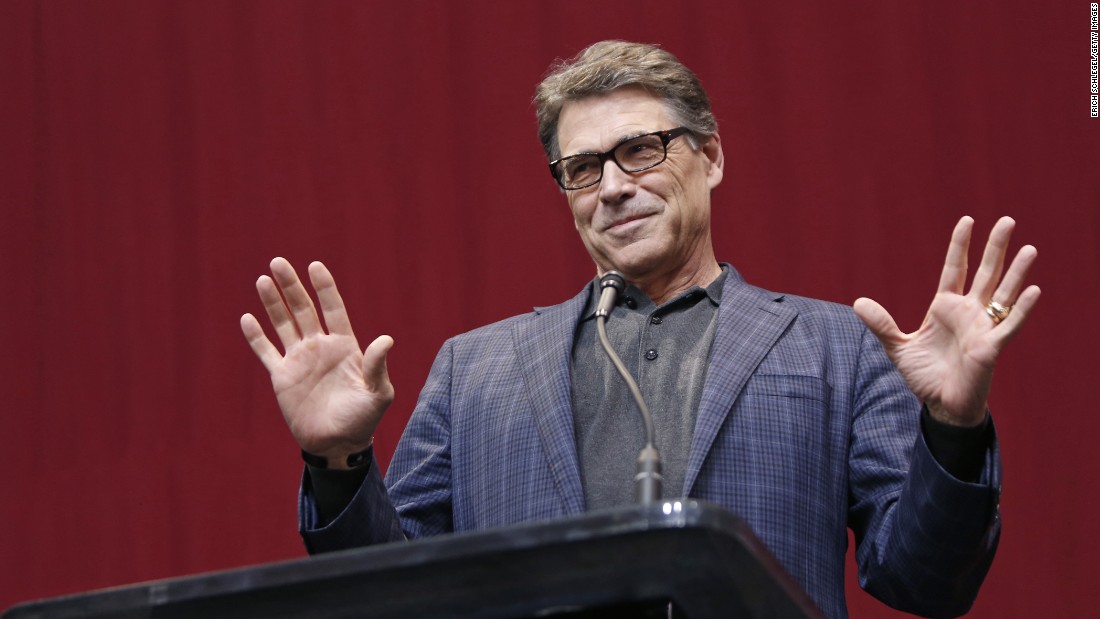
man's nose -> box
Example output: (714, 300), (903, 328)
(598, 159), (636, 203)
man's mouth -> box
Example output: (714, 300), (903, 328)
(604, 212), (654, 232)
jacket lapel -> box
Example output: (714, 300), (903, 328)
(683, 272), (798, 494)
(512, 288), (590, 515)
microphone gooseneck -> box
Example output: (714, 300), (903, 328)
(594, 271), (663, 505)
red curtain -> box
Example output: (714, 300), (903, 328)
(2, 1), (1096, 616)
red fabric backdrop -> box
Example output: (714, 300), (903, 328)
(2, 1), (1096, 616)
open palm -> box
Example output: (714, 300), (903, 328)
(241, 258), (394, 462)
(854, 217), (1040, 426)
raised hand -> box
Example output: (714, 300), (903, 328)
(240, 258), (394, 467)
(853, 216), (1040, 426)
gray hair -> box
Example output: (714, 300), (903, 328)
(534, 40), (718, 161)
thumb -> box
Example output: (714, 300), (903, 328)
(853, 297), (903, 345)
(362, 335), (395, 394)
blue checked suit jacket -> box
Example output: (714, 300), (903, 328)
(301, 268), (1001, 619)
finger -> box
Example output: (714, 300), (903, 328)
(270, 257), (324, 338)
(362, 335), (395, 394)
(240, 313), (282, 372)
(853, 297), (905, 348)
(937, 216), (974, 294)
(308, 261), (355, 337)
(968, 216), (1015, 301)
(989, 285), (1041, 348)
(257, 274), (301, 349)
(991, 245), (1037, 305)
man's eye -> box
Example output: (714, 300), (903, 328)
(620, 139), (662, 164)
(566, 159), (594, 176)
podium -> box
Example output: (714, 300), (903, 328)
(4, 500), (825, 618)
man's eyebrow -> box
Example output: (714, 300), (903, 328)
(567, 131), (654, 157)
(613, 130), (652, 147)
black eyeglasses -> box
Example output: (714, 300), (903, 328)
(549, 127), (693, 190)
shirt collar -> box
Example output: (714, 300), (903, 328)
(579, 264), (729, 321)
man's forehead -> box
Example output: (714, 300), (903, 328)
(557, 89), (672, 154)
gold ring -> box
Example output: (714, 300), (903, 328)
(985, 300), (1011, 325)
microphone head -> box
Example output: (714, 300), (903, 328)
(596, 271), (626, 319)
(599, 271), (625, 292)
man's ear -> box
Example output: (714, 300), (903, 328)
(701, 133), (724, 189)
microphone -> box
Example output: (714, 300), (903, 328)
(595, 271), (625, 318)
(594, 271), (663, 505)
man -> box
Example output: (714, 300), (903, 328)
(241, 41), (1039, 618)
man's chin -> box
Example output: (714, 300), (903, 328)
(597, 247), (668, 280)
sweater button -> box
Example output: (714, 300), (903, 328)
(645, 349), (659, 361)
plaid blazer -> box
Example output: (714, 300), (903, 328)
(301, 268), (1001, 619)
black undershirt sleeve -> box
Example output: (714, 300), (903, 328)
(306, 460), (371, 526)
(920, 406), (993, 483)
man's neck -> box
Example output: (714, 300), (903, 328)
(627, 260), (723, 306)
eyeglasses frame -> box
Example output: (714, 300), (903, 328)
(548, 127), (694, 191)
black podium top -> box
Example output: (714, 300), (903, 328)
(5, 500), (825, 619)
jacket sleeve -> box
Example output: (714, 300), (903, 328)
(848, 325), (1001, 618)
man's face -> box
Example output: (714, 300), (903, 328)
(556, 87), (724, 281)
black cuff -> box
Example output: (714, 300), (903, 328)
(301, 443), (372, 469)
(306, 456), (372, 526)
(920, 405), (993, 483)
